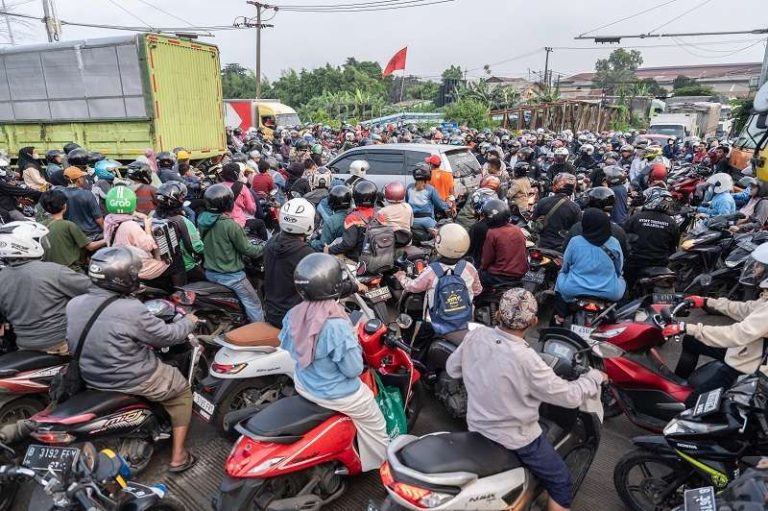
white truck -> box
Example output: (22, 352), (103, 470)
(649, 102), (721, 140)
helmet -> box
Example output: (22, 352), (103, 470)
(126, 161), (152, 184)
(643, 187), (674, 213)
(603, 165), (627, 186)
(105, 185), (137, 214)
(88, 152), (105, 165)
(552, 172), (577, 194)
(384, 181), (406, 203)
(518, 147), (534, 161)
(294, 253), (346, 301)
(156, 151), (176, 168)
(63, 143), (81, 155)
(279, 198), (316, 236)
(156, 182), (188, 209)
(587, 186), (615, 212)
(620, 144), (634, 153)
(706, 173), (733, 195)
(740, 243), (768, 288)
(513, 161), (530, 178)
(0, 221), (48, 260)
(94, 159), (121, 182)
(295, 140), (310, 152)
(345, 132), (355, 141)
(580, 144), (594, 155)
(310, 167), (332, 190)
(508, 140), (521, 153)
(88, 246), (142, 295)
(204, 184), (235, 213)
(644, 146), (662, 161)
(479, 175), (501, 192)
(352, 179), (377, 207)
(311, 143), (323, 155)
(435, 223), (470, 259)
(648, 163), (668, 183)
(328, 185), (352, 211)
(67, 148), (90, 167)
(482, 199), (511, 228)
(471, 188), (497, 214)
(554, 147), (569, 160)
(412, 164), (432, 181)
(739, 176), (757, 189)
(45, 149), (63, 163)
(349, 160), (369, 178)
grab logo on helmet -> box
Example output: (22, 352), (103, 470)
(108, 186), (133, 208)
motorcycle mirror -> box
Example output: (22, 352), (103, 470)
(591, 342), (625, 359)
(396, 313), (413, 330)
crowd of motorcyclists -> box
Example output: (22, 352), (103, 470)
(1, 119), (768, 511)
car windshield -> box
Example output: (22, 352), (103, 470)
(649, 126), (684, 138)
(276, 113), (301, 127)
(446, 149), (481, 177)
(735, 114), (766, 150)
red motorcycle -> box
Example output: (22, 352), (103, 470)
(668, 164), (711, 205)
(213, 317), (421, 511)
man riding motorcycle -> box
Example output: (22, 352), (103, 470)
(531, 173), (581, 251)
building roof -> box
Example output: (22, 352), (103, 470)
(563, 62), (762, 84)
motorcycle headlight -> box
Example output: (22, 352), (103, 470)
(664, 418), (727, 436)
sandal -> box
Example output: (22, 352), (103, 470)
(169, 452), (197, 474)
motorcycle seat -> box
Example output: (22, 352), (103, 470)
(33, 390), (144, 425)
(239, 395), (336, 443)
(223, 322), (280, 348)
(402, 245), (429, 261)
(638, 267), (675, 278)
(0, 351), (68, 377)
(398, 432), (522, 477)
(178, 281), (234, 296)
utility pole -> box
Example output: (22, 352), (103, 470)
(243, 1), (276, 98)
(1, 0), (14, 45)
(543, 46), (553, 90)
(41, 0), (61, 42)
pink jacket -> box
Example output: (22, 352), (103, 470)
(223, 181), (256, 228)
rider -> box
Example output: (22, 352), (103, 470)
(46, 150), (66, 186)
(157, 152), (183, 183)
(573, 144), (597, 170)
(280, 253), (388, 471)
(478, 199), (529, 288)
(563, 187), (628, 258)
(40, 189), (106, 271)
(154, 182), (205, 284)
(0, 222), (91, 354)
(346, 160), (369, 188)
(378, 181), (414, 239)
(531, 173), (581, 251)
(446, 288), (605, 511)
(698, 173), (736, 217)
(62, 166), (104, 240)
(456, 176), (500, 231)
(508, 162), (532, 214)
(406, 165), (449, 233)
(425, 154), (455, 205)
(311, 185), (351, 252)
(124, 161), (157, 215)
(548, 147), (576, 179)
(327, 180), (379, 261)
(69, 246), (198, 472)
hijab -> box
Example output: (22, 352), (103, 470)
(288, 300), (350, 368)
(581, 207), (612, 246)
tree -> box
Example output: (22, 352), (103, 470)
(221, 63), (273, 99)
(441, 65), (464, 81)
(455, 80), (521, 110)
(633, 78), (667, 97)
(671, 75), (713, 96)
(593, 49), (643, 96)
(672, 75), (699, 90)
(444, 98), (496, 129)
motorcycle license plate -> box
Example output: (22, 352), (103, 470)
(365, 286), (392, 304)
(570, 325), (594, 340)
(683, 487), (716, 511)
(523, 270), (545, 285)
(23, 444), (80, 474)
(692, 387), (722, 417)
(192, 392), (215, 421)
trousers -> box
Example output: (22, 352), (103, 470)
(205, 269), (264, 322)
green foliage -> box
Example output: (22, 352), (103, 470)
(455, 80), (520, 110)
(441, 65), (464, 81)
(221, 63), (273, 99)
(672, 84), (714, 97)
(731, 97), (753, 135)
(444, 98), (497, 129)
(633, 78), (668, 97)
(672, 75), (698, 90)
(593, 49), (644, 96)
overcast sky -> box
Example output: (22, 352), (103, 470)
(4, 0), (768, 82)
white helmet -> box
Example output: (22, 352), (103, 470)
(279, 198), (315, 236)
(554, 147), (569, 157)
(707, 173), (733, 194)
(345, 132), (355, 141)
(349, 160), (369, 178)
(0, 221), (49, 260)
(580, 144), (595, 155)
(310, 167), (332, 190)
(435, 223), (470, 259)
(739, 243), (768, 288)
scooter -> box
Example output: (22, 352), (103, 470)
(0, 350), (68, 427)
(213, 317), (421, 511)
(376, 327), (610, 511)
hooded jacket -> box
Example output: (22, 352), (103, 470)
(264, 232), (316, 327)
(198, 211), (263, 274)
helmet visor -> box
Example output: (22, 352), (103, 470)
(739, 255), (768, 288)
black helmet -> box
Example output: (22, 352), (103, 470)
(518, 147), (535, 162)
(352, 179), (377, 207)
(328, 185), (352, 211)
(587, 186), (616, 212)
(88, 152), (105, 165)
(294, 253), (345, 301)
(63, 142), (80, 155)
(603, 165), (627, 186)
(230, 152), (248, 164)
(513, 161), (530, 178)
(157, 182), (188, 209)
(67, 148), (90, 167)
(412, 163), (432, 181)
(205, 183), (235, 213)
(88, 246), (142, 295)
(126, 161), (152, 184)
(157, 151), (176, 168)
(45, 149), (63, 163)
(482, 198), (511, 228)
(295, 140), (310, 151)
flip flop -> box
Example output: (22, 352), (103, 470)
(169, 453), (197, 474)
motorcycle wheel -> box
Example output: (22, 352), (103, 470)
(614, 449), (701, 511)
(0, 480), (18, 511)
(216, 378), (285, 436)
(0, 396), (45, 426)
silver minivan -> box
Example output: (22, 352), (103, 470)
(327, 143), (482, 202)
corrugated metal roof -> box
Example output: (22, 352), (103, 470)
(563, 62), (761, 83)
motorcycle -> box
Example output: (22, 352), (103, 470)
(0, 350), (67, 428)
(171, 281), (250, 344)
(213, 317), (421, 511)
(375, 327), (612, 511)
(0, 440), (184, 511)
(522, 247), (563, 302)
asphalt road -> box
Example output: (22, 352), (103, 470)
(11, 310), (726, 511)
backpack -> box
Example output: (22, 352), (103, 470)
(429, 260), (473, 335)
(355, 212), (396, 275)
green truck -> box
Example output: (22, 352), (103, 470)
(0, 33), (226, 161)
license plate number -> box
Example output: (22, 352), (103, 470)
(365, 286), (392, 303)
(523, 270), (545, 285)
(23, 445), (80, 474)
(570, 324), (594, 340)
(683, 487), (716, 511)
(192, 392), (215, 421)
(692, 387), (722, 417)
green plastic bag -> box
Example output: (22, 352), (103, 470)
(373, 371), (408, 439)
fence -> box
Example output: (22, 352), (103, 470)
(490, 100), (626, 132)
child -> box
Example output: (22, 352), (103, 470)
(40, 189), (105, 271)
(446, 288), (605, 511)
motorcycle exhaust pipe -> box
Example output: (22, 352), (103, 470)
(0, 419), (33, 444)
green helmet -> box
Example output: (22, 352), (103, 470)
(105, 185), (137, 214)
(311, 143), (323, 155)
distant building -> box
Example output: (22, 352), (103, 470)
(559, 62), (761, 99)
(485, 76), (536, 99)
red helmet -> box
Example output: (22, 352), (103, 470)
(384, 181), (406, 203)
(649, 163), (668, 183)
(479, 175), (501, 192)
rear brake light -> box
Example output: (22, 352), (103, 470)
(380, 461), (394, 486)
(211, 363), (247, 375)
(392, 481), (431, 507)
(30, 432), (76, 444)
(581, 302), (602, 312)
(530, 250), (542, 260)
(171, 290), (196, 306)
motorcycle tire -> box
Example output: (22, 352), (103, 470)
(145, 496), (186, 511)
(0, 396), (46, 426)
(216, 377), (285, 437)
(0, 480), (18, 511)
(614, 448), (700, 511)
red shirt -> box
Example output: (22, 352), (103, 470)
(250, 173), (275, 194)
(480, 224), (529, 278)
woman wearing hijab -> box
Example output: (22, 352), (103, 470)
(279, 253), (388, 471)
(554, 208), (626, 322)
(19, 147), (48, 191)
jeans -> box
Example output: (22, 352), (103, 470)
(205, 270), (264, 322)
(412, 216), (436, 230)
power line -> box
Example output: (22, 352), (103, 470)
(278, 0), (456, 12)
(578, 0), (680, 37)
(465, 48), (543, 73)
(134, 0), (196, 27)
(104, 0), (152, 28)
(277, 0), (432, 7)
(647, 0), (714, 34)
(554, 38), (766, 50)
(670, 37), (764, 59)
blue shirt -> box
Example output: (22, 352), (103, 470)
(555, 235), (626, 302)
(280, 316), (363, 399)
(697, 192), (736, 217)
(610, 184), (630, 227)
(62, 187), (102, 237)
(406, 184), (448, 217)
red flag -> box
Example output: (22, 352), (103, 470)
(382, 47), (407, 77)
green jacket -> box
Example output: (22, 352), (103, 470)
(180, 217), (204, 271)
(198, 212), (263, 274)
(310, 209), (346, 251)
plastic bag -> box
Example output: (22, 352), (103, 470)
(373, 371), (407, 439)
